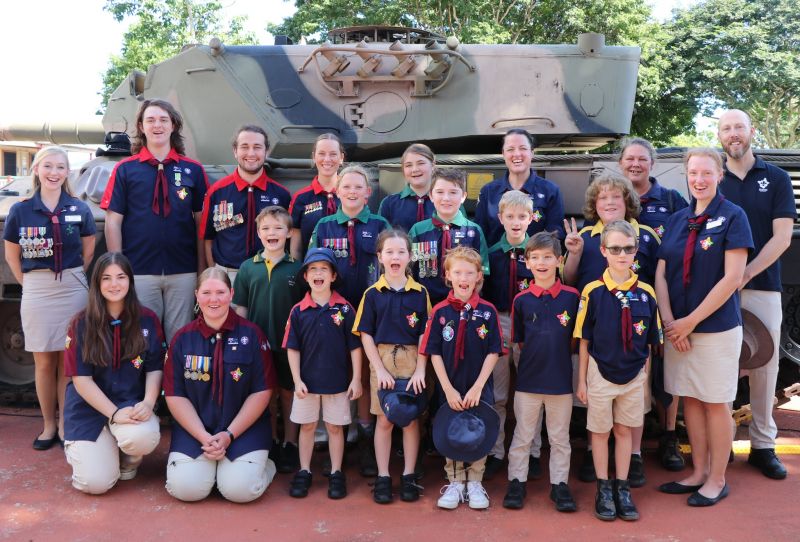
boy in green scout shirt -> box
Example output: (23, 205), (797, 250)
(234, 206), (305, 473)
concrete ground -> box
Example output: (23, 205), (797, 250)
(1, 402), (799, 542)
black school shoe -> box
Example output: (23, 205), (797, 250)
(289, 469), (312, 498)
(483, 455), (504, 480)
(328, 470), (347, 499)
(594, 479), (616, 521)
(747, 448), (788, 480)
(613, 479), (639, 521)
(579, 449), (597, 483)
(373, 475), (393, 504)
(550, 482), (577, 512)
(527, 456), (543, 480)
(658, 432), (686, 471)
(628, 454), (646, 488)
(400, 473), (422, 502)
(502, 479), (526, 509)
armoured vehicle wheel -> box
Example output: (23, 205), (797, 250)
(0, 302), (33, 385)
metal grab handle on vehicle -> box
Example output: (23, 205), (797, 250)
(491, 116), (556, 129)
(279, 125), (341, 134)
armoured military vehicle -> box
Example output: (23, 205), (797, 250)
(0, 26), (798, 397)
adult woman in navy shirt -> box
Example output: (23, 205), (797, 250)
(164, 267), (277, 503)
(3, 146), (96, 449)
(655, 148), (753, 506)
(63, 252), (165, 494)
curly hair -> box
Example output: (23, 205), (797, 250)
(583, 172), (640, 223)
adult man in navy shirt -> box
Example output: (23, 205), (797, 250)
(718, 109), (795, 480)
(102, 99), (208, 341)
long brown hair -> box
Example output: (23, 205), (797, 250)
(132, 99), (186, 155)
(78, 252), (145, 367)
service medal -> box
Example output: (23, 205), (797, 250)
(190, 371), (199, 380)
(184, 370), (191, 379)
(201, 373), (210, 382)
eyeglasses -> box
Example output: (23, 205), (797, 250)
(604, 245), (637, 255)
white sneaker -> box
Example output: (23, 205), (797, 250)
(467, 481), (489, 509)
(119, 467), (138, 481)
(437, 482), (465, 509)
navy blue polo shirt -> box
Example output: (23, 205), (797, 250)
(407, 212), (490, 305)
(483, 234), (533, 313)
(569, 219), (661, 293)
(100, 147), (208, 275)
(720, 156), (796, 291)
(4, 191), (96, 273)
(638, 177), (689, 237)
(512, 281), (579, 395)
(378, 184), (437, 233)
(420, 294), (506, 404)
(63, 307), (166, 441)
(658, 194), (753, 333)
(309, 207), (390, 307)
(575, 270), (662, 385)
(354, 275), (432, 345)
(200, 169), (291, 268)
(289, 177), (340, 256)
(163, 311), (276, 459)
(282, 291), (361, 394)
(474, 170), (566, 247)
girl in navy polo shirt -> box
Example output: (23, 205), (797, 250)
(378, 144), (437, 232)
(63, 253), (164, 494)
(288, 133), (344, 259)
(421, 246), (505, 510)
(655, 148), (753, 507)
(354, 228), (431, 504)
(164, 268), (277, 503)
(3, 146), (96, 450)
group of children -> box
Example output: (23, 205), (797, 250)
(227, 151), (661, 522)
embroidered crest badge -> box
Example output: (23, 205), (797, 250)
(231, 367), (243, 382)
(406, 312), (419, 327)
(331, 311), (345, 326)
(531, 210), (543, 222)
(177, 188), (188, 200)
(556, 311), (571, 327)
(476, 324), (489, 339)
(442, 324), (455, 342)
(700, 237), (714, 250)
(131, 356), (143, 369)
(633, 320), (647, 336)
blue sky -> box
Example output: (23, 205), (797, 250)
(0, 0), (695, 120)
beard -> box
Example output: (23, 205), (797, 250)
(238, 162), (264, 175)
(723, 138), (751, 160)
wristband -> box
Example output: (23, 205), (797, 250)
(225, 429), (235, 442)
(109, 408), (121, 425)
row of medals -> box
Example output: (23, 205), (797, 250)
(323, 238), (350, 258)
(19, 227), (54, 258)
(213, 201), (244, 232)
(412, 241), (439, 277)
(184, 355), (211, 381)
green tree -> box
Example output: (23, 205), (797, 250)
(100, 0), (256, 109)
(669, 0), (800, 148)
(268, 0), (697, 146)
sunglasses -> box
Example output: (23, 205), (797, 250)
(604, 245), (638, 255)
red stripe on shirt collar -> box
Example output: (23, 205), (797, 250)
(298, 290), (349, 311)
(137, 146), (181, 163)
(526, 279), (563, 298)
(232, 168), (270, 191)
(196, 310), (238, 339)
(311, 176), (336, 196)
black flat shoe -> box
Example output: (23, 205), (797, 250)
(658, 481), (703, 494)
(32, 434), (59, 451)
(687, 484), (729, 507)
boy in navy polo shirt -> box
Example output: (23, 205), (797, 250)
(201, 125), (290, 281)
(408, 168), (489, 305)
(575, 220), (662, 522)
(234, 206), (304, 473)
(503, 231), (579, 511)
(482, 190), (540, 480)
(283, 248), (362, 500)
(421, 246), (505, 510)
(101, 99), (208, 341)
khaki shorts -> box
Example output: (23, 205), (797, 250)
(290, 392), (351, 425)
(586, 356), (646, 433)
(370, 344), (419, 416)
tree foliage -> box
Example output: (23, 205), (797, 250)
(268, 0), (697, 146)
(100, 0), (256, 110)
(668, 0), (800, 148)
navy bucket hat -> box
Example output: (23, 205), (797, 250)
(377, 379), (427, 428)
(300, 248), (341, 288)
(432, 401), (500, 462)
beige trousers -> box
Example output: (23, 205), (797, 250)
(166, 449), (276, 503)
(507, 392), (572, 484)
(444, 456), (487, 482)
(64, 416), (160, 495)
(135, 272), (197, 342)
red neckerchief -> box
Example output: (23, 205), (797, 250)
(311, 176), (338, 216)
(603, 274), (638, 353)
(431, 216), (451, 269)
(346, 219), (361, 267)
(446, 290), (480, 370)
(110, 318), (122, 370)
(416, 194), (429, 223)
(683, 213), (710, 287)
(197, 311), (238, 405)
(146, 157), (175, 217)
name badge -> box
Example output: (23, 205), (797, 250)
(64, 215), (82, 223)
(705, 217), (725, 230)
